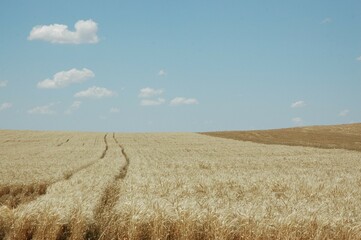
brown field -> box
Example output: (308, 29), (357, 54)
(201, 123), (361, 152)
(1, 125), (361, 239)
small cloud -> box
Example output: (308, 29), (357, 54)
(65, 101), (81, 114)
(291, 117), (303, 125)
(0, 80), (8, 88)
(28, 19), (99, 44)
(291, 100), (306, 108)
(339, 109), (349, 117)
(138, 87), (163, 98)
(0, 102), (12, 111)
(28, 103), (56, 115)
(37, 68), (94, 89)
(170, 97), (199, 106)
(158, 69), (167, 76)
(110, 107), (120, 113)
(356, 56), (361, 61)
(321, 18), (332, 24)
(74, 86), (116, 98)
(140, 98), (165, 106)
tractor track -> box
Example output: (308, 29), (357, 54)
(113, 132), (130, 179)
(90, 132), (130, 239)
(57, 137), (71, 147)
(0, 133), (110, 210)
(1, 133), (122, 240)
(100, 134), (109, 159)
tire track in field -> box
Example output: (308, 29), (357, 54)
(91, 133), (130, 239)
(113, 132), (130, 178)
(55, 133), (125, 240)
(1, 133), (115, 240)
(57, 137), (71, 147)
(51, 133), (110, 182)
(0, 134), (109, 210)
(62, 133), (109, 180)
(100, 133), (109, 159)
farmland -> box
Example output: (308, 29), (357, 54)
(1, 124), (361, 239)
(201, 123), (361, 152)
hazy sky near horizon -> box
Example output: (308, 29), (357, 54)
(1, 1), (360, 132)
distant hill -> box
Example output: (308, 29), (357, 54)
(201, 123), (361, 152)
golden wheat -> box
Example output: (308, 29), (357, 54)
(1, 129), (361, 239)
(4, 133), (127, 239)
(0, 130), (104, 185)
(104, 132), (361, 239)
(0, 130), (105, 209)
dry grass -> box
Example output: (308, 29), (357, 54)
(201, 123), (361, 152)
(1, 128), (361, 239)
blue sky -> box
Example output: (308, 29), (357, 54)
(0, 0), (360, 132)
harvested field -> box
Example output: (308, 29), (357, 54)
(0, 127), (361, 239)
(201, 123), (361, 152)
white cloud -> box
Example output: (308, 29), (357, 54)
(110, 107), (120, 113)
(0, 102), (12, 111)
(28, 103), (56, 115)
(321, 18), (332, 24)
(158, 69), (167, 76)
(356, 56), (361, 61)
(291, 117), (303, 125)
(140, 98), (165, 106)
(65, 101), (81, 114)
(291, 100), (306, 108)
(0, 80), (8, 88)
(28, 19), (99, 44)
(37, 68), (94, 89)
(339, 109), (349, 117)
(74, 86), (116, 98)
(138, 88), (164, 98)
(170, 97), (199, 106)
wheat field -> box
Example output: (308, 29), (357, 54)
(1, 126), (361, 239)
